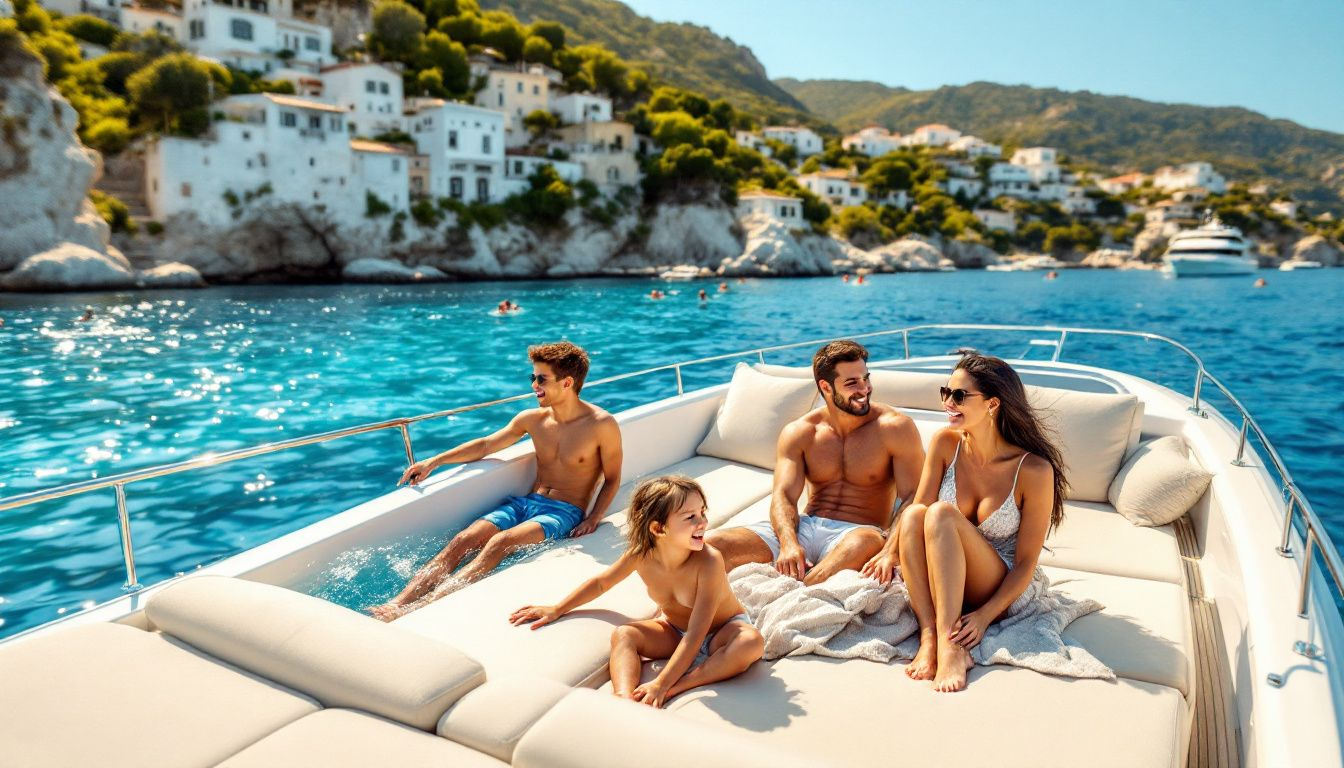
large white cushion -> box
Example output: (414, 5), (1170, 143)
(219, 709), (507, 767)
(697, 363), (819, 469)
(146, 575), (485, 730)
(0, 623), (318, 768)
(1041, 501), (1182, 584)
(1029, 388), (1141, 502)
(754, 363), (948, 412)
(437, 677), (573, 763)
(513, 689), (820, 768)
(665, 656), (1187, 768)
(1109, 436), (1213, 527)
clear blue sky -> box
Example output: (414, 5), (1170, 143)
(619, 0), (1344, 134)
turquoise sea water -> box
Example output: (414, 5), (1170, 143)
(1, 269), (1341, 638)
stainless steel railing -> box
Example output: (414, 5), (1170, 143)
(1, 323), (1338, 648)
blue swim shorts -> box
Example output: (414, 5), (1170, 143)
(479, 493), (586, 540)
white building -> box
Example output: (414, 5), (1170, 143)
(842, 126), (902, 157)
(902, 123), (961, 147)
(737, 190), (804, 227)
(175, 0), (333, 74)
(733, 130), (772, 157)
(119, 5), (185, 40)
(474, 64), (553, 148)
(762, 126), (823, 158)
(405, 97), (505, 203)
(949, 135), (1001, 158)
(1270, 199), (1299, 218)
(317, 63), (403, 137)
(1145, 200), (1195, 226)
(39, 0), (118, 21)
(351, 139), (411, 213)
(1098, 172), (1147, 195)
(500, 152), (584, 198)
(552, 120), (640, 194)
(796, 169), (867, 207)
(1010, 146), (1061, 184)
(1153, 162), (1227, 194)
(1058, 185), (1096, 215)
(943, 177), (984, 200)
(973, 208), (1016, 234)
(988, 163), (1033, 199)
(548, 92), (612, 125)
(144, 93), (397, 226)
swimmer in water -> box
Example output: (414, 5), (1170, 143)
(1254, 278), (1267, 288)
(1045, 271), (1058, 280)
(718, 282), (729, 293)
(698, 289), (708, 302)
(842, 274), (851, 283)
(855, 275), (866, 285)
(76, 309), (94, 323)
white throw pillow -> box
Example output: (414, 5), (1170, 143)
(1108, 436), (1213, 527)
(1029, 388), (1142, 503)
(697, 363), (820, 469)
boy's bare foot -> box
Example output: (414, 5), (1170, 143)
(905, 629), (938, 680)
(932, 641), (974, 693)
(369, 603), (407, 622)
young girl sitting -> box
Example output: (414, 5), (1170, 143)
(510, 475), (765, 708)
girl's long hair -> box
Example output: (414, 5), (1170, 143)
(957, 354), (1069, 530)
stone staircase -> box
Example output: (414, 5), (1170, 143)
(96, 151), (159, 271)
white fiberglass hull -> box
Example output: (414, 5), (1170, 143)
(1165, 253), (1258, 277)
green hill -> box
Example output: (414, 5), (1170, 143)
(777, 78), (1344, 213)
(479, 0), (809, 122)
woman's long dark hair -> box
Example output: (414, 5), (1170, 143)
(956, 353), (1069, 530)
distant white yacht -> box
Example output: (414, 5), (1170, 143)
(1162, 213), (1258, 277)
(1279, 260), (1324, 271)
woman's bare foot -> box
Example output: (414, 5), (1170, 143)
(905, 629), (938, 680)
(932, 641), (974, 692)
(369, 603), (408, 622)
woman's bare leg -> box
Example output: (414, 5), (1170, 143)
(897, 504), (938, 679)
(923, 501), (1008, 693)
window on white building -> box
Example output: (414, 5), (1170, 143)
(482, 136), (491, 153)
(308, 115), (321, 129)
(476, 178), (488, 202)
(515, 82), (522, 93)
(230, 19), (252, 41)
(281, 111), (296, 127)
(189, 19), (204, 39)
(607, 167), (619, 181)
(305, 36), (319, 51)
(392, 158), (400, 171)
(365, 80), (376, 93)
(181, 183), (192, 197)
(532, 84), (539, 95)
(450, 177), (463, 199)
(448, 130), (458, 149)
(329, 117), (341, 130)
(379, 82), (389, 95)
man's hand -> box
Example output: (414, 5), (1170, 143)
(860, 549), (900, 585)
(398, 458), (437, 486)
(509, 604), (562, 630)
(570, 514), (602, 537)
(774, 541), (811, 581)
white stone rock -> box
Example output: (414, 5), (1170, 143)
(719, 214), (835, 276)
(136, 262), (206, 289)
(644, 205), (742, 266)
(2, 242), (136, 291)
(342, 258), (448, 283)
(1290, 235), (1343, 267)
(855, 236), (945, 272)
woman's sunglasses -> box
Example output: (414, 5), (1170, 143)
(939, 387), (984, 406)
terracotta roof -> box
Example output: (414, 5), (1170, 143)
(350, 140), (408, 154)
(263, 94), (346, 113)
(1103, 172), (1146, 184)
(915, 123), (953, 132)
(320, 62), (395, 74)
(802, 169), (855, 180)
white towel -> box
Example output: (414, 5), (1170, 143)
(728, 563), (1114, 680)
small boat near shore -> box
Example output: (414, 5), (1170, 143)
(1279, 260), (1324, 271)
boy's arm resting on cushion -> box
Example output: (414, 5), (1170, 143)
(508, 550), (637, 630)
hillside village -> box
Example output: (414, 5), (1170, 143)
(2, 0), (1341, 288)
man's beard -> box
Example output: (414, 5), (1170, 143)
(831, 390), (870, 416)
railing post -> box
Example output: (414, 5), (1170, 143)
(1232, 418), (1250, 466)
(113, 483), (142, 591)
(1297, 527), (1317, 618)
(902, 330), (910, 360)
(1278, 494), (1296, 557)
(1189, 369), (1207, 417)
(675, 365), (684, 396)
(1052, 330), (1068, 363)
(398, 423), (415, 467)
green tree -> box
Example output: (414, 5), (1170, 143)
(523, 108), (558, 139)
(421, 31), (468, 92)
(58, 14), (119, 46)
(861, 157), (913, 197)
(576, 45), (628, 98)
(422, 0), (459, 27)
(651, 110), (705, 148)
(369, 0), (426, 63)
(1016, 220), (1049, 250)
(416, 67), (446, 97)
(85, 117), (131, 154)
(437, 13), (481, 45)
(521, 34), (552, 65)
(527, 20), (565, 50)
(647, 86), (679, 113)
(126, 52), (214, 134)
(32, 30), (81, 81)
(480, 16), (524, 60)
(836, 205), (892, 248)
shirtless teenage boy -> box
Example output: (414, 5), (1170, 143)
(706, 340), (924, 585)
(370, 342), (623, 620)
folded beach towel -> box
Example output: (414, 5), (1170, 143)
(728, 562), (1114, 680)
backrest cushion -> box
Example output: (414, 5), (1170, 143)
(437, 676), (572, 763)
(753, 363), (946, 411)
(697, 363), (820, 470)
(146, 576), (485, 731)
(1029, 388), (1142, 502)
(1109, 436), (1213, 526)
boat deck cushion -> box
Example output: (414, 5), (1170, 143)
(1108, 436), (1213, 527)
(696, 362), (821, 470)
(0, 623), (319, 768)
(1048, 566), (1195, 698)
(394, 456), (774, 686)
(146, 575), (485, 730)
(665, 656), (1187, 768)
(436, 677), (573, 763)
(512, 688), (830, 768)
(1030, 388), (1142, 502)
(1041, 501), (1183, 584)
(218, 708), (507, 768)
